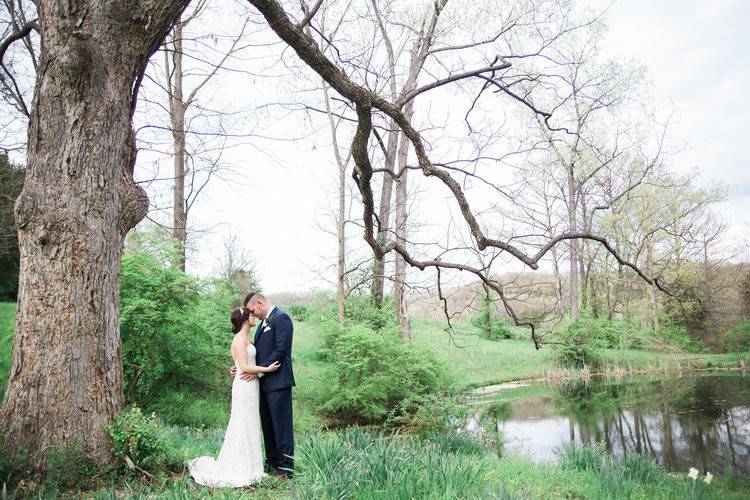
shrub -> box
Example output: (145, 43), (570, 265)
(107, 407), (168, 474)
(725, 319), (750, 353)
(387, 393), (469, 437)
(658, 324), (702, 353)
(592, 317), (629, 349)
(553, 316), (602, 368)
(470, 288), (512, 341)
(318, 324), (448, 424)
(343, 296), (396, 332)
(287, 304), (310, 321)
(485, 317), (512, 341)
(42, 442), (97, 490)
(120, 229), (235, 425)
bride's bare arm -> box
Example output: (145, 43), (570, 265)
(232, 337), (281, 374)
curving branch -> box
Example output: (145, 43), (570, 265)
(246, 0), (672, 346)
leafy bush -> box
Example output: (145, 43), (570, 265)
(42, 442), (97, 490)
(387, 393), (469, 437)
(317, 324), (448, 424)
(120, 229), (236, 424)
(472, 314), (512, 341)
(592, 317), (629, 349)
(107, 407), (168, 473)
(658, 324), (702, 353)
(470, 289), (512, 341)
(287, 304), (311, 321)
(553, 316), (602, 368)
(342, 295), (396, 332)
(725, 320), (750, 353)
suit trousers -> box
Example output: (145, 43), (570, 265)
(259, 386), (294, 475)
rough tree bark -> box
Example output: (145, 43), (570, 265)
(1, 0), (188, 465)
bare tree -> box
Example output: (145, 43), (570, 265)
(148, 1), (251, 270)
(0, 0), (38, 154)
(218, 234), (261, 292)
(243, 0), (676, 349)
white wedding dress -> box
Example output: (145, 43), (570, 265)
(188, 344), (266, 487)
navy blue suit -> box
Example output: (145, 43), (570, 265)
(254, 307), (294, 475)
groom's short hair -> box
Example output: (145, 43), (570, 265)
(243, 291), (266, 307)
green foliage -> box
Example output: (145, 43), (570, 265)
(317, 324), (448, 425)
(42, 442), (97, 490)
(107, 407), (168, 473)
(120, 229), (236, 421)
(286, 303), (311, 321)
(725, 320), (750, 353)
(662, 266), (709, 336)
(343, 295), (396, 332)
(658, 324), (702, 353)
(557, 443), (672, 498)
(387, 393), (469, 437)
(470, 288), (512, 341)
(0, 155), (24, 301)
(471, 313), (512, 341)
(293, 428), (490, 499)
(553, 316), (603, 368)
(620, 453), (666, 484)
(556, 442), (608, 472)
(741, 271), (750, 317)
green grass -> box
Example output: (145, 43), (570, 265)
(408, 317), (747, 389)
(0, 302), (15, 396)
(7, 428), (734, 499)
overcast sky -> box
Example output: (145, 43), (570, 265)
(175, 0), (750, 293)
(602, 0), (749, 225)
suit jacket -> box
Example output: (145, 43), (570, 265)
(254, 307), (295, 393)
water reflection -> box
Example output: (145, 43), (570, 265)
(472, 374), (750, 475)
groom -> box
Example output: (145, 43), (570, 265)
(241, 292), (295, 477)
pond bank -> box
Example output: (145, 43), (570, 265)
(467, 372), (750, 478)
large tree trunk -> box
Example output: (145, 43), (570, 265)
(2, 0), (187, 466)
(169, 19), (188, 271)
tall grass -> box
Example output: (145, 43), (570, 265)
(293, 428), (491, 499)
(552, 442), (749, 499)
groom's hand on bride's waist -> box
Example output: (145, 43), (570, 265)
(228, 365), (257, 381)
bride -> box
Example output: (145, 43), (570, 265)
(188, 307), (280, 488)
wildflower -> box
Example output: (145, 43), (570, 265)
(688, 467), (699, 480)
(704, 472), (713, 484)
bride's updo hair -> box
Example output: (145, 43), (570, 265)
(231, 308), (250, 334)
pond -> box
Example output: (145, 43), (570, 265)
(468, 372), (750, 476)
